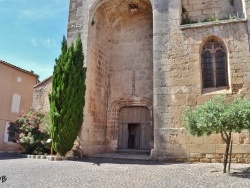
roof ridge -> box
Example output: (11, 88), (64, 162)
(34, 75), (52, 88)
(0, 59), (39, 77)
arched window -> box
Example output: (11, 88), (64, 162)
(201, 39), (228, 88)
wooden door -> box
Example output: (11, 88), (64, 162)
(118, 106), (150, 149)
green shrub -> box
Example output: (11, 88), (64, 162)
(9, 109), (51, 155)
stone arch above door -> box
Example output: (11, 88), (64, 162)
(110, 97), (152, 116)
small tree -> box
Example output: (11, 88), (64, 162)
(183, 96), (250, 173)
(50, 35), (86, 156)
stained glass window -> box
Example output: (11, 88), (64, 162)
(202, 39), (227, 88)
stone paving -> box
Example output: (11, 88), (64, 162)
(0, 153), (250, 188)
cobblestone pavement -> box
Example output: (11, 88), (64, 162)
(0, 154), (250, 188)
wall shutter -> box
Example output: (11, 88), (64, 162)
(11, 94), (21, 113)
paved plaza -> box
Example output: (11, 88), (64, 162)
(0, 153), (250, 188)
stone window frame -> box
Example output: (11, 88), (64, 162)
(200, 36), (231, 95)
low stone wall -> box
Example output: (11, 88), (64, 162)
(187, 153), (250, 164)
(152, 152), (250, 164)
(151, 127), (250, 164)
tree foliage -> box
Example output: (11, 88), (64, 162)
(50, 35), (86, 156)
(183, 96), (250, 173)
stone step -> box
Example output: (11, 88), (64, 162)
(116, 149), (150, 155)
(91, 152), (151, 161)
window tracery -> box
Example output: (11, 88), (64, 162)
(202, 39), (228, 88)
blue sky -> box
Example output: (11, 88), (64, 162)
(0, 0), (69, 80)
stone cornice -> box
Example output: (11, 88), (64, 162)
(180, 18), (248, 30)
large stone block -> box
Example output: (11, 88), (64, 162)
(216, 144), (226, 153)
(232, 145), (245, 153)
(186, 93), (197, 106)
(203, 134), (224, 144)
(206, 154), (214, 159)
(193, 136), (204, 144)
(187, 143), (216, 153)
(176, 134), (186, 144)
(244, 145), (250, 153)
(200, 158), (211, 163)
(190, 153), (202, 158)
(211, 159), (221, 163)
(188, 0), (201, 5)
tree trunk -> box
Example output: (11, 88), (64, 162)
(228, 139), (233, 174)
(223, 131), (232, 173)
(223, 142), (230, 173)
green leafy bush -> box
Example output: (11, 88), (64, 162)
(9, 109), (51, 155)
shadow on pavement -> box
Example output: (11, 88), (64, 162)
(231, 167), (250, 179)
(0, 152), (184, 166)
(0, 152), (24, 160)
(74, 156), (184, 166)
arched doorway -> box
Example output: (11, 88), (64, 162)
(82, 0), (153, 153)
(118, 106), (151, 149)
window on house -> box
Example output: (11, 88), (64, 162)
(11, 94), (21, 113)
(4, 121), (18, 143)
(4, 122), (18, 143)
(4, 122), (10, 142)
(201, 39), (228, 88)
(17, 77), (22, 83)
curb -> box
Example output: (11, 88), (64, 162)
(18, 154), (82, 161)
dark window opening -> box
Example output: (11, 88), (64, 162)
(202, 39), (228, 88)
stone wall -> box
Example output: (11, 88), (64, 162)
(33, 76), (52, 112)
(151, 0), (250, 162)
(109, 12), (153, 99)
(106, 9), (153, 149)
(234, 0), (247, 18)
(77, 4), (111, 154)
(158, 128), (250, 163)
(67, 0), (250, 162)
(68, 0), (153, 154)
(181, 0), (245, 22)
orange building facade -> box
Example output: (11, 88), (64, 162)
(0, 60), (38, 152)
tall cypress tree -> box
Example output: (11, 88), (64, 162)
(50, 35), (86, 156)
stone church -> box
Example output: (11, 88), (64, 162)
(34, 0), (250, 162)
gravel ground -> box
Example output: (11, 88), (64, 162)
(0, 153), (250, 188)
